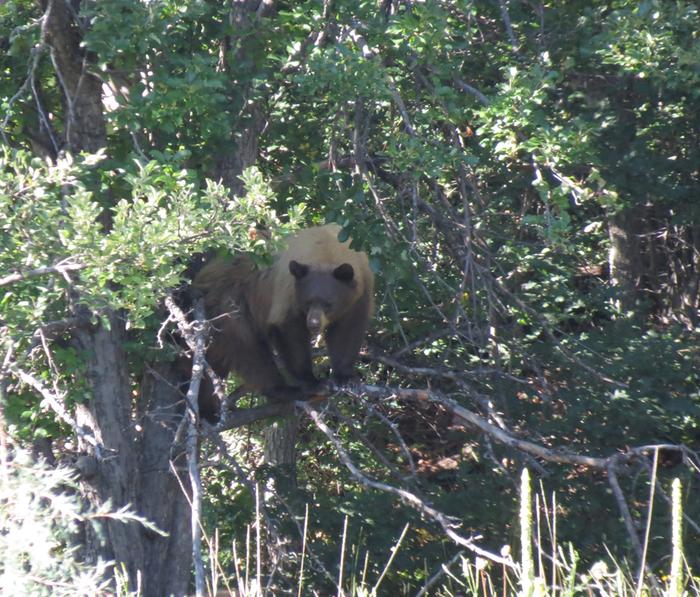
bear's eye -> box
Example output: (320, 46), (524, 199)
(309, 300), (332, 311)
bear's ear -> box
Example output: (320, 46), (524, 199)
(289, 260), (310, 279)
(333, 263), (355, 282)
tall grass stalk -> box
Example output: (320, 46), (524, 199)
(232, 537), (243, 594)
(636, 448), (659, 597)
(296, 503), (310, 597)
(562, 543), (578, 597)
(245, 522), (251, 593)
(372, 522), (409, 595)
(338, 514), (349, 597)
(668, 478), (684, 597)
(204, 468), (695, 596)
(539, 486), (558, 595)
(520, 468), (535, 597)
(359, 549), (370, 594)
(255, 484), (262, 596)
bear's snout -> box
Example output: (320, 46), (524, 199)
(306, 305), (326, 335)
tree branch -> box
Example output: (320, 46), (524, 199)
(5, 361), (102, 456)
(354, 382), (700, 475)
(497, 0), (520, 52)
(300, 400), (515, 567)
(164, 296), (208, 596)
(0, 261), (86, 288)
(209, 376), (696, 477)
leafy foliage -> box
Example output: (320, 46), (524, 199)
(1, 0), (700, 594)
(0, 451), (112, 596)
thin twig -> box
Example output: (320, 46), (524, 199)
(414, 551), (465, 597)
(328, 402), (415, 483)
(362, 400), (417, 478)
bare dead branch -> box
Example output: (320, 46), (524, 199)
(0, 261), (86, 288)
(0, 42), (59, 155)
(164, 295), (207, 596)
(300, 401), (516, 568)
(210, 377), (695, 479)
(607, 458), (644, 561)
(5, 362), (102, 456)
(332, 382), (698, 479)
(163, 294), (230, 409)
(369, 352), (516, 431)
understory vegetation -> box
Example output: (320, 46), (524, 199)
(1, 0), (699, 595)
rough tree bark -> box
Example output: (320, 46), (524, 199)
(263, 412), (299, 478)
(608, 206), (645, 314)
(37, 1), (293, 593)
(41, 0), (106, 154)
(73, 314), (145, 584)
(42, 1), (193, 594)
(136, 362), (193, 596)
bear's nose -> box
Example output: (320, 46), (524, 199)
(306, 306), (324, 334)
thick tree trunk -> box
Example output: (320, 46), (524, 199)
(73, 315), (147, 586)
(608, 207), (644, 313)
(74, 323), (193, 597)
(40, 0), (107, 153)
(42, 2), (194, 594)
(263, 413), (299, 475)
(137, 362), (193, 597)
(38, 2), (288, 593)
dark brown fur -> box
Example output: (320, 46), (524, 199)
(192, 225), (374, 420)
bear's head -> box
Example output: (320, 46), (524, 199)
(289, 260), (358, 335)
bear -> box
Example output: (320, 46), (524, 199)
(191, 224), (374, 420)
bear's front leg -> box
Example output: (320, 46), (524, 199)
(325, 290), (371, 383)
(268, 319), (318, 388)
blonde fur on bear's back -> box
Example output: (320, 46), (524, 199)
(268, 224), (374, 326)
